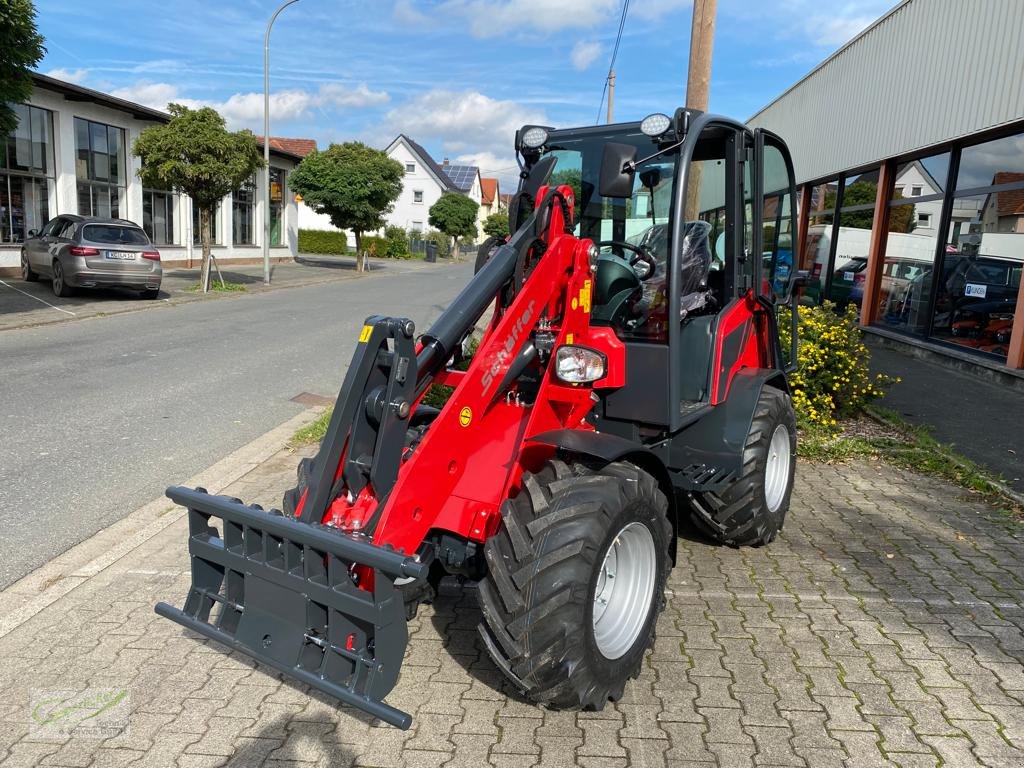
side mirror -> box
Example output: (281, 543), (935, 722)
(599, 142), (637, 198)
(27, 229), (38, 238)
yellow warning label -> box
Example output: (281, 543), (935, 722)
(580, 279), (592, 313)
(566, 333), (574, 344)
(459, 407), (473, 427)
(358, 325), (373, 343)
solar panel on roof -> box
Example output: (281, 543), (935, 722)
(444, 165), (478, 191)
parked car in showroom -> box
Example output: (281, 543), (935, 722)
(20, 215), (162, 299)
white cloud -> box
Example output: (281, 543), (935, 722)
(453, 150), (521, 189)
(104, 81), (389, 128)
(46, 67), (89, 84)
(570, 41), (603, 71)
(631, 0), (692, 20)
(439, 0), (619, 37)
(385, 89), (546, 157)
(804, 13), (876, 46)
(392, 0), (431, 25)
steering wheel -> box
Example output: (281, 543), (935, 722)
(597, 241), (657, 280)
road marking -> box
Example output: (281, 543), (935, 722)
(0, 279), (76, 316)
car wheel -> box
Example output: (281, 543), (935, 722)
(52, 260), (74, 297)
(21, 252), (39, 282)
(141, 288), (161, 300)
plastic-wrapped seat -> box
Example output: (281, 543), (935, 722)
(679, 220), (714, 319)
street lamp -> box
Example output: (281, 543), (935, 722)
(263, 0), (302, 285)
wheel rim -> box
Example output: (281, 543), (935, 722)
(53, 263), (63, 292)
(592, 521), (657, 660)
(21, 254), (28, 279)
(764, 424), (791, 513)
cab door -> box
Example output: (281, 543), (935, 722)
(753, 129), (798, 303)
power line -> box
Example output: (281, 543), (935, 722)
(596, 0), (630, 124)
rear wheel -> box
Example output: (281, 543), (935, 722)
(21, 252), (38, 282)
(687, 387), (796, 546)
(477, 459), (671, 709)
(52, 260), (74, 297)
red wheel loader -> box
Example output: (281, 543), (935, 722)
(156, 109), (803, 729)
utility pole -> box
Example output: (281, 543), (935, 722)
(263, 0), (301, 286)
(685, 0), (716, 111)
(685, 0), (716, 219)
(606, 70), (615, 124)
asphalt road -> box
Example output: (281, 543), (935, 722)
(0, 260), (474, 588)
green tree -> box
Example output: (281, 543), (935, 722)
(429, 192), (479, 253)
(288, 142), (404, 256)
(482, 211), (509, 239)
(550, 168), (583, 209)
(825, 180), (916, 234)
(133, 104), (263, 291)
(0, 0), (46, 137)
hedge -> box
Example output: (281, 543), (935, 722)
(298, 229), (352, 255)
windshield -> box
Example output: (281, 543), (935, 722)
(83, 224), (150, 246)
(543, 128), (679, 341)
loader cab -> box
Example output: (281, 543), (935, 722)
(527, 111), (798, 435)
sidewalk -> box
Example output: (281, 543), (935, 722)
(0, 255), (443, 333)
(871, 344), (1024, 494)
(1, 417), (1023, 766)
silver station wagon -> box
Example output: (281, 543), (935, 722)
(21, 215), (162, 299)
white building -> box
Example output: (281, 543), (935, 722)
(0, 73), (303, 275)
(298, 134), (490, 247)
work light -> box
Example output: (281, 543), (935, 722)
(640, 113), (672, 138)
(554, 345), (607, 383)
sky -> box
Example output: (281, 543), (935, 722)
(36, 0), (898, 188)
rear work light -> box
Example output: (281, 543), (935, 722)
(68, 246), (99, 256)
(554, 345), (606, 384)
(142, 251), (161, 261)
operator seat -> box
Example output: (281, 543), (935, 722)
(679, 220), (715, 319)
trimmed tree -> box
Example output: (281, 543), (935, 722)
(482, 211), (510, 239)
(288, 142), (404, 257)
(0, 0), (46, 137)
(429, 192), (479, 255)
(132, 104), (263, 291)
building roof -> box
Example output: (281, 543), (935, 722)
(480, 177), (498, 205)
(443, 164), (480, 193)
(257, 137), (317, 158)
(388, 134), (459, 192)
(990, 172), (1024, 217)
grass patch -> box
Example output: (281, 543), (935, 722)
(289, 407), (332, 448)
(186, 281), (247, 293)
(800, 405), (1021, 517)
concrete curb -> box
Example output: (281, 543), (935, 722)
(0, 408), (321, 639)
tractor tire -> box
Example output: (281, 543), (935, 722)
(477, 458), (671, 709)
(687, 387), (796, 547)
(474, 235), (505, 274)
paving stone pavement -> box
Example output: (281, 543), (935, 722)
(1, 446), (1023, 767)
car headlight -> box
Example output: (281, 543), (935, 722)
(554, 345), (606, 383)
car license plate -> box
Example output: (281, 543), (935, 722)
(843, 271), (854, 282)
(105, 251), (137, 260)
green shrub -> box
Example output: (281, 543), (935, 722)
(383, 225), (412, 259)
(298, 229), (351, 255)
(778, 302), (896, 431)
(360, 235), (385, 257)
(420, 229), (450, 258)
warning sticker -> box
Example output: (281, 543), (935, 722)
(459, 407), (473, 427)
(358, 325), (373, 343)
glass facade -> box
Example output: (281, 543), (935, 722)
(232, 180), (256, 245)
(798, 126), (1024, 367)
(1, 104), (54, 242)
(75, 118), (126, 219)
(269, 167), (285, 246)
(142, 189), (175, 244)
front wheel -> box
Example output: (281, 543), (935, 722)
(687, 387), (796, 546)
(21, 252), (38, 282)
(477, 458), (671, 709)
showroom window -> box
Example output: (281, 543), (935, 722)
(232, 179), (256, 245)
(928, 130), (1024, 363)
(143, 189), (176, 244)
(799, 179), (839, 305)
(873, 151), (950, 335)
(1, 104), (53, 243)
(269, 167), (286, 246)
(192, 201), (221, 245)
(75, 117), (126, 218)
(826, 170), (878, 309)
